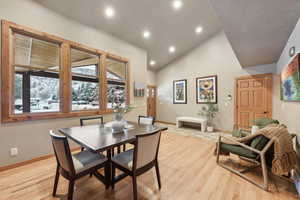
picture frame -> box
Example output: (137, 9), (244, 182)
(196, 75), (217, 104)
(134, 81), (146, 97)
(173, 79), (187, 104)
(281, 53), (300, 101)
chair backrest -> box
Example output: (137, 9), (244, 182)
(133, 130), (161, 169)
(50, 130), (75, 175)
(138, 115), (155, 125)
(80, 116), (103, 126)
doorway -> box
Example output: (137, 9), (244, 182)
(147, 85), (156, 118)
(235, 73), (273, 130)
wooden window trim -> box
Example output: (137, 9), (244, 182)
(1, 20), (130, 123)
(105, 53), (131, 112)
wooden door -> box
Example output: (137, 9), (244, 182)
(235, 74), (273, 130)
(147, 85), (156, 118)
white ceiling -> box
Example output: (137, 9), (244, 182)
(210, 0), (300, 67)
(34, 0), (222, 70)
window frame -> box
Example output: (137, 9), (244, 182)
(1, 20), (130, 122)
(106, 54), (130, 111)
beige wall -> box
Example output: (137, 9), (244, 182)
(274, 18), (300, 135)
(156, 31), (276, 131)
(0, 0), (153, 167)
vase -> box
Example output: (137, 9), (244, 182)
(111, 113), (125, 133)
(207, 126), (214, 132)
(251, 125), (259, 134)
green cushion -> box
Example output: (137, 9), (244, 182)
(232, 129), (242, 138)
(220, 143), (257, 159)
(250, 135), (269, 151)
(232, 129), (250, 138)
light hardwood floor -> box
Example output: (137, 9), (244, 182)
(0, 133), (298, 200)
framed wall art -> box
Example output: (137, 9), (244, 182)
(281, 54), (300, 101)
(196, 75), (217, 104)
(173, 79), (187, 104)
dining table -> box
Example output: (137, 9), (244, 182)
(59, 122), (168, 188)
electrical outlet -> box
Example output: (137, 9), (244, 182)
(10, 147), (18, 156)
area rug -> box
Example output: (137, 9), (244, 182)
(156, 123), (230, 142)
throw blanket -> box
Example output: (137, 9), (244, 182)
(219, 124), (297, 175)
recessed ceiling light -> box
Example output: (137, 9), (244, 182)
(105, 6), (115, 18)
(195, 26), (203, 34)
(143, 30), (151, 39)
(150, 60), (156, 66)
(172, 0), (183, 10)
(169, 46), (176, 53)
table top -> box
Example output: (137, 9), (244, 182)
(59, 122), (168, 152)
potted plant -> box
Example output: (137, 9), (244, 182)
(108, 87), (133, 133)
(198, 97), (219, 132)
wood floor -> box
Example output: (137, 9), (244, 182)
(0, 132), (298, 200)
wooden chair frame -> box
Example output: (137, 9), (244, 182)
(79, 116), (104, 151)
(50, 131), (109, 200)
(80, 116), (104, 126)
(216, 135), (275, 190)
(111, 130), (162, 200)
(138, 115), (155, 125)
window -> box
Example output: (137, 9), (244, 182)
(71, 48), (100, 111)
(1, 20), (130, 122)
(13, 33), (60, 114)
(106, 58), (128, 109)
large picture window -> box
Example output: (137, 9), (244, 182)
(13, 33), (60, 114)
(106, 58), (128, 109)
(1, 20), (130, 122)
(71, 48), (100, 111)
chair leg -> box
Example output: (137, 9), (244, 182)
(52, 165), (60, 196)
(261, 155), (269, 190)
(123, 144), (126, 151)
(155, 161), (162, 189)
(68, 180), (75, 200)
(111, 164), (116, 190)
(105, 162), (111, 189)
(117, 146), (121, 154)
(216, 136), (221, 164)
(81, 147), (84, 151)
(132, 175), (138, 200)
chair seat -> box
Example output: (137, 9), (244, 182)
(220, 143), (257, 159)
(72, 150), (107, 173)
(112, 149), (134, 170)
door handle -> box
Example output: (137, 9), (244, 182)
(263, 111), (268, 114)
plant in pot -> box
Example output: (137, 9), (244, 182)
(198, 97), (219, 132)
(108, 86), (133, 133)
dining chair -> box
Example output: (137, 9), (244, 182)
(79, 116), (104, 151)
(123, 115), (155, 151)
(111, 130), (162, 200)
(80, 116), (104, 126)
(138, 115), (155, 125)
(50, 130), (109, 200)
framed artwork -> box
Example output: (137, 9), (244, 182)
(173, 79), (187, 104)
(281, 54), (300, 101)
(196, 75), (217, 104)
(134, 82), (145, 97)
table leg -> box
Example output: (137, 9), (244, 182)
(105, 149), (112, 189)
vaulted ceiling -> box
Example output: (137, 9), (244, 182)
(34, 0), (300, 70)
(209, 0), (300, 67)
(34, 0), (222, 70)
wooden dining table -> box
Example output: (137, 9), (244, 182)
(59, 122), (168, 188)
